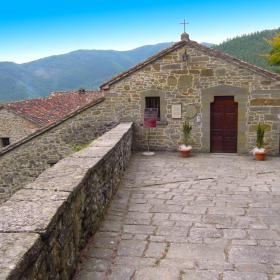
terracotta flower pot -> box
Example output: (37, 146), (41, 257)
(255, 151), (266, 161)
(180, 150), (191, 157)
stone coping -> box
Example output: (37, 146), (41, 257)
(0, 122), (133, 279)
(100, 39), (280, 89)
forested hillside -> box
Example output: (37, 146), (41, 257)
(214, 28), (280, 73)
(1, 28), (280, 103)
(0, 43), (173, 103)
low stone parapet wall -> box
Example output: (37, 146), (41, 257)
(0, 122), (133, 280)
(0, 97), (119, 204)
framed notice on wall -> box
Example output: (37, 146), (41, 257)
(172, 104), (182, 119)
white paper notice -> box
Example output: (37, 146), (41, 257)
(172, 104), (182, 119)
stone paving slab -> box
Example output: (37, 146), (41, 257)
(74, 152), (280, 280)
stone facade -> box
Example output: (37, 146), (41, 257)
(0, 123), (133, 280)
(0, 109), (38, 148)
(0, 98), (117, 204)
(101, 38), (280, 154)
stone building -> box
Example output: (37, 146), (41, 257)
(0, 90), (101, 148)
(2, 33), (280, 280)
(100, 32), (280, 154)
(1, 33), (280, 154)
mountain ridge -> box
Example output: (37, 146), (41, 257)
(1, 28), (279, 103)
(0, 42), (175, 103)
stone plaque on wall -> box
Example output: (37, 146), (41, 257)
(172, 104), (182, 119)
(185, 104), (197, 119)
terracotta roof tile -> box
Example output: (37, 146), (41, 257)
(2, 90), (102, 127)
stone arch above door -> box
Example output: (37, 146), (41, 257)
(201, 85), (249, 153)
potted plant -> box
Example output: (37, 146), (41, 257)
(252, 123), (266, 161)
(179, 121), (192, 157)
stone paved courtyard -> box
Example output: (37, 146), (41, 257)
(74, 152), (280, 280)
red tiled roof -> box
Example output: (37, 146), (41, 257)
(100, 39), (280, 89)
(1, 90), (103, 127)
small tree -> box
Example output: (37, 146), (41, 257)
(182, 121), (192, 146)
(256, 123), (265, 149)
(267, 33), (280, 66)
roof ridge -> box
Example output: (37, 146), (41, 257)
(100, 41), (186, 89)
(187, 40), (280, 81)
(0, 97), (105, 157)
(100, 40), (280, 89)
(3, 90), (100, 106)
(1, 90), (103, 126)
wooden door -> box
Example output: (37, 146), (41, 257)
(210, 96), (238, 153)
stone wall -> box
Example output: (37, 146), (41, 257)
(102, 43), (280, 154)
(0, 98), (117, 204)
(0, 122), (133, 280)
(0, 109), (38, 148)
(249, 90), (280, 152)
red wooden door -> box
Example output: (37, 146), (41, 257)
(210, 96), (238, 153)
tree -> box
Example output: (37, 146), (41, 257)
(267, 34), (280, 66)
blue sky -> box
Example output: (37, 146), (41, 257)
(1, 0), (279, 63)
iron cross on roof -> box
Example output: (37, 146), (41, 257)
(180, 19), (189, 33)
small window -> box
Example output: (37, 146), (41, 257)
(145, 97), (160, 120)
(1, 137), (10, 147)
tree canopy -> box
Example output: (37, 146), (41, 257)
(267, 34), (280, 66)
(214, 28), (280, 73)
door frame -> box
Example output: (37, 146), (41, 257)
(201, 85), (249, 154)
(210, 96), (238, 153)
